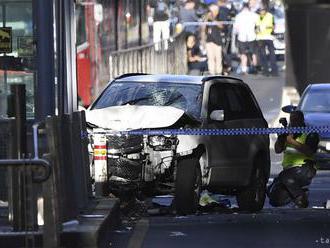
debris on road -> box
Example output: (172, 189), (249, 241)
(152, 195), (173, 207)
(120, 198), (148, 219)
(199, 190), (218, 207)
(169, 231), (187, 237)
(198, 190), (232, 212)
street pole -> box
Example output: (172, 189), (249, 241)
(35, 0), (55, 121)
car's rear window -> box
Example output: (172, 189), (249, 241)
(92, 81), (203, 120)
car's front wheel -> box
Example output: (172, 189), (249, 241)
(236, 156), (267, 212)
(175, 156), (202, 215)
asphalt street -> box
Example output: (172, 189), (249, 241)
(108, 73), (330, 248)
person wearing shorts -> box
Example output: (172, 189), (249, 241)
(233, 2), (258, 74)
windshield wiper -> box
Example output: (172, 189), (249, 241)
(121, 96), (153, 106)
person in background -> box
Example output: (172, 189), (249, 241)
(249, 0), (262, 13)
(168, 0), (180, 36)
(256, 5), (278, 76)
(233, 2), (258, 74)
(179, 0), (199, 37)
(217, 0), (232, 75)
(204, 4), (223, 75)
(268, 110), (319, 208)
(148, 0), (170, 51)
(186, 34), (208, 75)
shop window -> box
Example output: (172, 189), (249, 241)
(0, 1), (35, 119)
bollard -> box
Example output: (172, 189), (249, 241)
(93, 132), (108, 196)
(8, 84), (37, 231)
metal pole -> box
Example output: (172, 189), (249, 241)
(35, 0), (55, 121)
(2, 4), (8, 105)
(8, 84), (28, 231)
(10, 84), (26, 158)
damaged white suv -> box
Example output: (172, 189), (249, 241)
(86, 74), (270, 214)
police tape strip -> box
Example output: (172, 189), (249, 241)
(88, 126), (330, 137)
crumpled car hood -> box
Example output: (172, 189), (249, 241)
(86, 105), (185, 130)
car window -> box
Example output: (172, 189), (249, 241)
(208, 84), (227, 115)
(223, 85), (245, 120)
(234, 85), (262, 118)
(208, 83), (261, 121)
(300, 89), (330, 113)
(91, 81), (203, 120)
(208, 83), (242, 121)
(225, 87), (243, 113)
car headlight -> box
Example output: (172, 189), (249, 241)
(318, 141), (330, 152)
(148, 135), (177, 150)
(148, 135), (167, 147)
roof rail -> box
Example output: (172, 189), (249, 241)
(115, 73), (150, 80)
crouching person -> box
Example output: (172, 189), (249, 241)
(186, 35), (208, 75)
(268, 110), (319, 208)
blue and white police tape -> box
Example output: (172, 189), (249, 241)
(114, 126), (330, 136)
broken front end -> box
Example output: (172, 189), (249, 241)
(89, 129), (179, 197)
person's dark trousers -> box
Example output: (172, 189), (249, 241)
(258, 40), (278, 76)
(188, 61), (208, 75)
(268, 164), (316, 207)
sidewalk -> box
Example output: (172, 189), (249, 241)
(0, 198), (120, 247)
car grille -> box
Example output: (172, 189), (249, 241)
(274, 33), (284, 40)
(108, 157), (142, 180)
(106, 134), (143, 154)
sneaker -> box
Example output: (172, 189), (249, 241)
(294, 193), (309, 208)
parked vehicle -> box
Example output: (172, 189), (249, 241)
(86, 74), (270, 214)
(271, 3), (285, 58)
(283, 83), (330, 169)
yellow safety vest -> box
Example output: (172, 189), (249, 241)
(256, 12), (274, 40)
(282, 133), (313, 169)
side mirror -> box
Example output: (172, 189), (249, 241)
(210, 110), (224, 122)
(282, 105), (297, 113)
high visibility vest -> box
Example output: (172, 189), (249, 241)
(256, 12), (274, 40)
(282, 133), (313, 169)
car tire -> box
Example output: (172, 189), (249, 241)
(236, 156), (267, 212)
(175, 156), (202, 215)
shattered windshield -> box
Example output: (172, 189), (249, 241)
(92, 81), (203, 120)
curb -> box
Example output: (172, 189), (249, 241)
(62, 198), (121, 247)
(0, 198), (121, 247)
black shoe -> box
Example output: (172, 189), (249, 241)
(294, 194), (309, 208)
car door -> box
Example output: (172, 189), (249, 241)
(204, 81), (256, 186)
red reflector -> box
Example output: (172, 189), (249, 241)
(94, 156), (107, 160)
(94, 145), (106, 149)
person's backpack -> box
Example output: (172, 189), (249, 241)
(155, 0), (168, 16)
